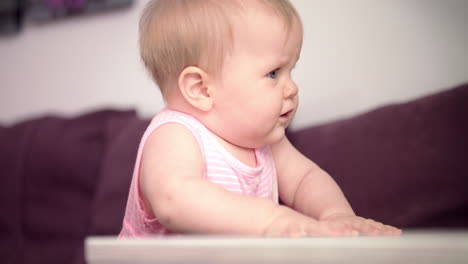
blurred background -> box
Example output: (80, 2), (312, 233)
(0, 0), (467, 130)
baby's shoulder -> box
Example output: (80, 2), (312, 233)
(141, 122), (204, 170)
(150, 109), (204, 134)
(145, 121), (200, 151)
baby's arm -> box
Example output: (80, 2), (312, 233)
(271, 136), (401, 235)
(140, 123), (340, 236)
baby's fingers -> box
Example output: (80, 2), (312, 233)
(353, 218), (401, 236)
(381, 224), (402, 235)
(306, 221), (357, 237)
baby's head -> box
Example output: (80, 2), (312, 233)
(139, 0), (302, 98)
(141, 0), (303, 148)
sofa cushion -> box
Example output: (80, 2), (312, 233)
(21, 112), (107, 241)
(20, 239), (84, 264)
(89, 111), (150, 235)
(0, 109), (137, 263)
(0, 120), (36, 263)
(289, 83), (468, 228)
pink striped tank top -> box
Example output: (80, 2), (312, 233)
(119, 109), (278, 237)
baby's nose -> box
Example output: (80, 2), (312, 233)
(283, 79), (298, 99)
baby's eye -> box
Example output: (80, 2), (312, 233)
(268, 69), (279, 79)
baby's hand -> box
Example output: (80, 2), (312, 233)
(320, 214), (402, 236)
(263, 206), (358, 237)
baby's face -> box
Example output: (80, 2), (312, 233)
(209, 4), (303, 148)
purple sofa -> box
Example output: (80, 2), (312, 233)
(1, 83), (467, 263)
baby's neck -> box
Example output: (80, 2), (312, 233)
(212, 133), (257, 168)
(165, 100), (258, 167)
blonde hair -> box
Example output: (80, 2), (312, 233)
(139, 0), (302, 96)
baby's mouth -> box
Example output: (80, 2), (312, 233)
(280, 109), (294, 119)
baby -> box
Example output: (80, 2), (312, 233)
(120, 0), (401, 237)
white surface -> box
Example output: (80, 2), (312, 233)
(85, 231), (468, 264)
(1, 0), (468, 128)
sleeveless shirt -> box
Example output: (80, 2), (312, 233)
(119, 109), (278, 237)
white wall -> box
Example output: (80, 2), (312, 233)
(1, 0), (467, 129)
(292, 0), (468, 127)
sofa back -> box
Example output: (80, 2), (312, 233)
(290, 83), (468, 228)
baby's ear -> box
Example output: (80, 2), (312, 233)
(178, 66), (213, 111)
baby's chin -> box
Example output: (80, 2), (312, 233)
(260, 126), (289, 146)
(221, 121), (291, 148)
(232, 132), (286, 149)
